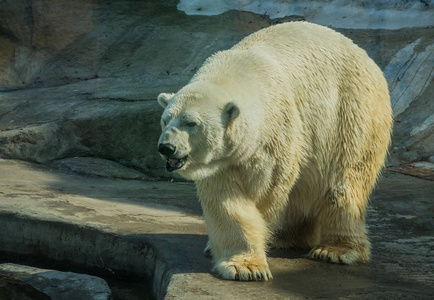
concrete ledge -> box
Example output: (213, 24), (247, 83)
(0, 213), (168, 298)
(0, 158), (204, 299)
(0, 159), (433, 299)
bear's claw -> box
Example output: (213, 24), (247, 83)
(213, 258), (272, 281)
(307, 242), (370, 265)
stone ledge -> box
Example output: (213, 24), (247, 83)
(0, 159), (433, 299)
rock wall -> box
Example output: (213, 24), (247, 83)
(0, 0), (432, 179)
(178, 0), (434, 29)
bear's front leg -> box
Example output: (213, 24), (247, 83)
(201, 195), (272, 281)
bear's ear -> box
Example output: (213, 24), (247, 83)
(157, 93), (174, 108)
(223, 102), (240, 123)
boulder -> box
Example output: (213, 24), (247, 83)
(0, 263), (112, 300)
(0, 274), (51, 300)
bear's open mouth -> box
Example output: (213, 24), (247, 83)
(166, 156), (187, 172)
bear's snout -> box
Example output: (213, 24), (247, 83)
(158, 143), (177, 156)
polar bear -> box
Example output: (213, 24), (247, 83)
(157, 22), (392, 281)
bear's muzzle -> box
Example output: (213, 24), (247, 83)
(158, 143), (176, 156)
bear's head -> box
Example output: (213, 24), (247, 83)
(157, 82), (241, 181)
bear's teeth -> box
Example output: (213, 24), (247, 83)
(165, 156), (187, 172)
(168, 158), (178, 167)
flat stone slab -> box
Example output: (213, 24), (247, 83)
(48, 157), (152, 181)
(0, 263), (112, 300)
(0, 274), (50, 300)
(0, 159), (433, 299)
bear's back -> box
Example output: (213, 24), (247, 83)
(234, 21), (355, 54)
(233, 22), (392, 188)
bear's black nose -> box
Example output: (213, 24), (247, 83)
(158, 143), (176, 156)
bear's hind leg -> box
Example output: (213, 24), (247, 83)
(203, 240), (212, 257)
(308, 180), (371, 264)
(272, 215), (320, 250)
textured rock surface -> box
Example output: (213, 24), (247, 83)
(0, 263), (112, 300)
(0, 159), (433, 299)
(0, 274), (51, 300)
(0, 0), (432, 177)
(178, 0), (434, 29)
(49, 156), (152, 180)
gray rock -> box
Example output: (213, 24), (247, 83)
(49, 157), (151, 180)
(0, 0), (432, 177)
(25, 272), (111, 300)
(384, 39), (434, 118)
(0, 264), (112, 300)
(0, 274), (51, 300)
(383, 37), (434, 164)
(178, 0), (434, 29)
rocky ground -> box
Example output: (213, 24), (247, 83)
(0, 159), (433, 299)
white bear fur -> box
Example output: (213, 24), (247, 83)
(157, 21), (392, 281)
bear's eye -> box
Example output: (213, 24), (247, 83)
(186, 121), (197, 127)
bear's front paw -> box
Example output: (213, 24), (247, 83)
(213, 257), (272, 281)
(307, 240), (370, 265)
